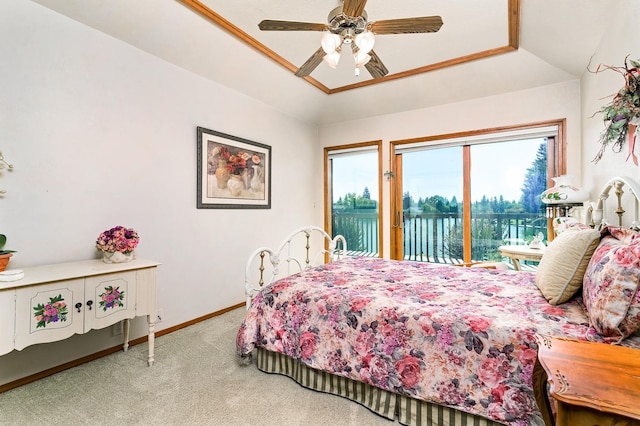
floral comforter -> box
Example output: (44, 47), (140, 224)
(236, 257), (640, 425)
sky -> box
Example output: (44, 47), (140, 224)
(332, 138), (544, 203)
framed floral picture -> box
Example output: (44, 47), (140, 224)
(197, 127), (271, 209)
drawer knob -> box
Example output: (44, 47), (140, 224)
(86, 300), (93, 310)
(75, 302), (82, 313)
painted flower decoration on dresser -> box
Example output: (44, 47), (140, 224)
(96, 226), (139, 254)
(99, 285), (125, 311)
(33, 294), (68, 328)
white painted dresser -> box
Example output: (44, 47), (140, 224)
(0, 259), (160, 366)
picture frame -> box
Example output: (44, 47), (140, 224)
(197, 127), (271, 209)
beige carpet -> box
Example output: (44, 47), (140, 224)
(0, 308), (395, 425)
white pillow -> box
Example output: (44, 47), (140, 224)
(535, 228), (601, 305)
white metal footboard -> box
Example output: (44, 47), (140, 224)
(244, 226), (347, 308)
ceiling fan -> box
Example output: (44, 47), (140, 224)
(258, 0), (443, 79)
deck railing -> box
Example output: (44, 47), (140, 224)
(333, 211), (547, 263)
(332, 211), (379, 256)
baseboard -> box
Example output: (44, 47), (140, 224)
(0, 302), (245, 394)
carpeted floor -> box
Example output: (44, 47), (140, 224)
(0, 308), (395, 425)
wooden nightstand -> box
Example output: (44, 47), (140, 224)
(533, 334), (640, 426)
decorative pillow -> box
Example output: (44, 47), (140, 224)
(535, 227), (601, 305)
(583, 226), (640, 343)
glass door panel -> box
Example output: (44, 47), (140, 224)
(470, 139), (548, 264)
(400, 147), (463, 262)
(330, 151), (380, 256)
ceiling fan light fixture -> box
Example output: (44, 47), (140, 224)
(353, 50), (371, 68)
(259, 3), (443, 80)
(323, 50), (341, 69)
(354, 30), (375, 54)
(321, 31), (342, 54)
(341, 27), (355, 44)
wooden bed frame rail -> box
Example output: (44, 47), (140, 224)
(244, 226), (347, 308)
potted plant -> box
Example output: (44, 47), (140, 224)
(0, 234), (16, 272)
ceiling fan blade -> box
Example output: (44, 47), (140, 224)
(364, 50), (389, 79)
(370, 16), (443, 34)
(258, 20), (327, 32)
(342, 0), (368, 18)
(294, 47), (326, 77)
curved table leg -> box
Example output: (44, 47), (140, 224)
(511, 258), (522, 271)
(147, 314), (155, 366)
(122, 319), (130, 351)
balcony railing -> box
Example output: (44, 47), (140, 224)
(333, 211), (547, 264)
(332, 211), (379, 256)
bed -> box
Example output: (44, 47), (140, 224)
(236, 178), (640, 426)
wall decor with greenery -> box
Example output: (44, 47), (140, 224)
(590, 55), (640, 165)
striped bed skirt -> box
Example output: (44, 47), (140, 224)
(255, 347), (504, 426)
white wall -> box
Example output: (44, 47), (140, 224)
(580, 1), (640, 190)
(0, 0), (321, 385)
(319, 81), (582, 256)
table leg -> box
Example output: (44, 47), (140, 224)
(147, 314), (155, 366)
(122, 319), (130, 352)
(511, 258), (522, 271)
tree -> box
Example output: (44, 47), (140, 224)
(362, 187), (370, 199)
(334, 191), (377, 210)
(521, 143), (547, 213)
(403, 192), (414, 211)
(340, 192), (357, 210)
(450, 196), (460, 213)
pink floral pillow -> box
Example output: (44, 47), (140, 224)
(583, 226), (640, 343)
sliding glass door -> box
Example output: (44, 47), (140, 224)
(392, 125), (561, 264)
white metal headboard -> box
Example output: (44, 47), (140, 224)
(244, 226), (347, 308)
(589, 176), (640, 229)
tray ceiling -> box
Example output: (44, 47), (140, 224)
(185, 0), (516, 93)
(30, 0), (619, 124)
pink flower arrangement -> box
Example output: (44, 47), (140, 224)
(212, 146), (262, 175)
(96, 226), (139, 254)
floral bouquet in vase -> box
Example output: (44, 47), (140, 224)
(96, 226), (139, 264)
